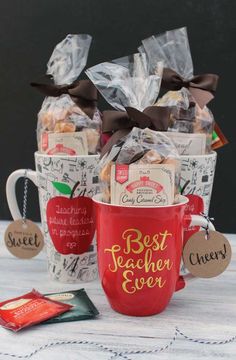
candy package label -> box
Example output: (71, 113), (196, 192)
(163, 132), (206, 155)
(111, 164), (175, 206)
(41, 132), (88, 155)
(44, 289), (99, 323)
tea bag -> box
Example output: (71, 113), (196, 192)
(0, 289), (72, 332)
(32, 34), (101, 155)
(44, 289), (99, 324)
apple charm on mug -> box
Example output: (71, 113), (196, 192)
(46, 181), (95, 255)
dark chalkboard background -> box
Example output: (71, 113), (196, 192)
(0, 0), (235, 232)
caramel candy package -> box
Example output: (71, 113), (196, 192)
(99, 127), (180, 205)
(140, 27), (227, 153)
(157, 88), (213, 153)
(31, 34), (101, 155)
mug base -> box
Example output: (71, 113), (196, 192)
(48, 272), (98, 284)
(109, 302), (167, 317)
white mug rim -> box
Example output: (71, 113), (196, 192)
(93, 194), (189, 209)
(180, 151), (216, 159)
(34, 151), (100, 159)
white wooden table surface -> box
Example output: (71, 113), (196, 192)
(0, 221), (235, 360)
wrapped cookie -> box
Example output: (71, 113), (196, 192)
(86, 53), (170, 154)
(140, 27), (227, 153)
(31, 34), (101, 155)
(99, 127), (180, 206)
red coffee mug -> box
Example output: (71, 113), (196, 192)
(93, 195), (214, 316)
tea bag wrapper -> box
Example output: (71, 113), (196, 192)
(0, 289), (72, 332)
(44, 289), (99, 323)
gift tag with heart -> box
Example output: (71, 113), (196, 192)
(183, 230), (232, 278)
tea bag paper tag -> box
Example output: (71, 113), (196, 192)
(4, 220), (44, 259)
(183, 230), (231, 278)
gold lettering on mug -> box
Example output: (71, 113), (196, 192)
(104, 229), (174, 294)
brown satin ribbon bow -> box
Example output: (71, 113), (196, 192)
(101, 105), (170, 157)
(31, 77), (98, 119)
(162, 68), (219, 108)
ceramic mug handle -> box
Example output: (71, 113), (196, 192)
(175, 214), (215, 291)
(6, 169), (38, 220)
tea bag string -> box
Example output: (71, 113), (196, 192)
(22, 170), (29, 224)
(200, 212), (214, 239)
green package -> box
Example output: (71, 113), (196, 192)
(43, 289), (99, 324)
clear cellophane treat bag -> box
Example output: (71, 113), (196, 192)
(140, 27), (227, 153)
(86, 53), (171, 149)
(31, 34), (101, 155)
(86, 52), (162, 112)
(99, 127), (180, 206)
(86, 53), (181, 206)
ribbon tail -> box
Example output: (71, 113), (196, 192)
(100, 129), (130, 158)
(125, 107), (152, 129)
(144, 106), (170, 131)
(30, 82), (64, 97)
(161, 68), (184, 91)
(70, 97), (97, 119)
(189, 88), (214, 108)
(68, 79), (98, 101)
(102, 110), (130, 133)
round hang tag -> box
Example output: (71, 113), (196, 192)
(4, 220), (44, 259)
(183, 230), (232, 278)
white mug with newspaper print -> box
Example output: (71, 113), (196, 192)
(180, 151), (217, 244)
(6, 152), (100, 283)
